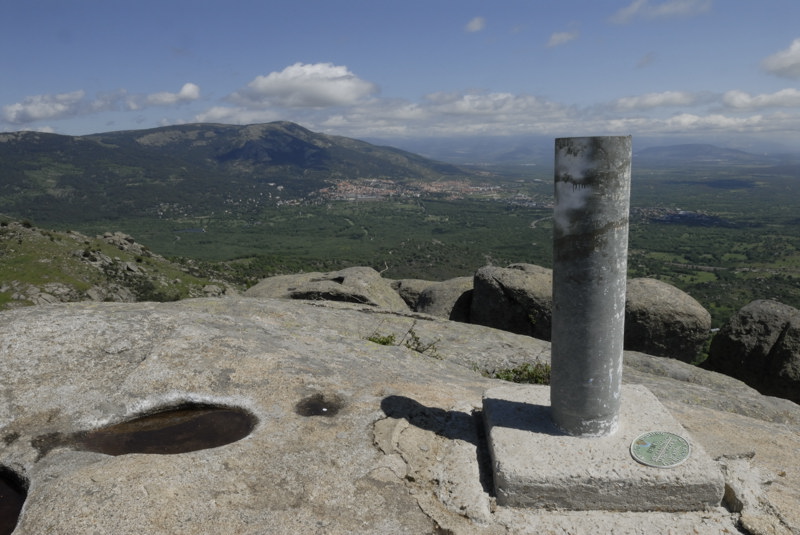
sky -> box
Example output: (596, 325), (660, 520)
(3, 0), (800, 150)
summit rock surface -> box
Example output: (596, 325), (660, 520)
(1, 297), (798, 534)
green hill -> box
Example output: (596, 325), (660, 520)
(0, 122), (471, 224)
(0, 218), (234, 310)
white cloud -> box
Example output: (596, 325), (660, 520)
(613, 91), (699, 110)
(423, 91), (558, 118)
(196, 88), (573, 138)
(194, 105), (284, 125)
(230, 63), (378, 108)
(611, 0), (646, 24)
(761, 38), (800, 79)
(2, 84), (201, 126)
(649, 0), (712, 17)
(127, 83), (200, 110)
(9, 71), (800, 146)
(723, 88), (800, 109)
(2, 90), (86, 123)
(663, 113), (763, 132)
(190, 83), (799, 142)
(317, 102), (430, 138)
(547, 31), (579, 48)
(144, 83), (200, 107)
(90, 89), (129, 113)
(610, 0), (712, 24)
(572, 112), (768, 138)
(465, 17), (486, 33)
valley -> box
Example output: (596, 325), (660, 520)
(52, 162), (800, 329)
(1, 122), (799, 328)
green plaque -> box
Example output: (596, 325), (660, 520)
(630, 431), (691, 468)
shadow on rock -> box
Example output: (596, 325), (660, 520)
(482, 397), (564, 436)
(380, 395), (496, 496)
(380, 395), (479, 446)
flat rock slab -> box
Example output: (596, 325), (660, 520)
(4, 298), (794, 533)
(483, 384), (725, 511)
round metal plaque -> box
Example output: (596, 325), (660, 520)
(630, 431), (691, 468)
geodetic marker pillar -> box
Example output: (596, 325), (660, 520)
(550, 136), (632, 437)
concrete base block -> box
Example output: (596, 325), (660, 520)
(483, 384), (724, 511)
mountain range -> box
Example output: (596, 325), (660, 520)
(0, 121), (469, 225)
(1, 121), (795, 227)
(373, 136), (798, 166)
(633, 144), (779, 166)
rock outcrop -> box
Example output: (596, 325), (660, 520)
(624, 278), (712, 363)
(244, 265), (800, 404)
(1, 281), (84, 306)
(413, 276), (473, 321)
(467, 266), (711, 363)
(470, 264), (553, 340)
(0, 222), (231, 310)
(1, 297), (798, 534)
(244, 266), (408, 311)
(705, 299), (800, 403)
(389, 278), (432, 309)
(99, 231), (152, 256)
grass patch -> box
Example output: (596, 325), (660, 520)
(491, 362), (551, 385)
(365, 321), (441, 359)
(366, 333), (397, 345)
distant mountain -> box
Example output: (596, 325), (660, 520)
(0, 122), (471, 224)
(634, 144), (777, 166)
(366, 135), (554, 165)
(374, 137), (800, 168)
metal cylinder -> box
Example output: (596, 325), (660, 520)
(550, 136), (632, 437)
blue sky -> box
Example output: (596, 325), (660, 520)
(3, 0), (800, 149)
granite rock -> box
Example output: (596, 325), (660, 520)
(470, 264), (553, 340)
(625, 278), (712, 363)
(413, 276), (473, 322)
(705, 299), (800, 403)
(388, 278), (433, 309)
(1, 298), (797, 534)
(244, 266), (409, 311)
